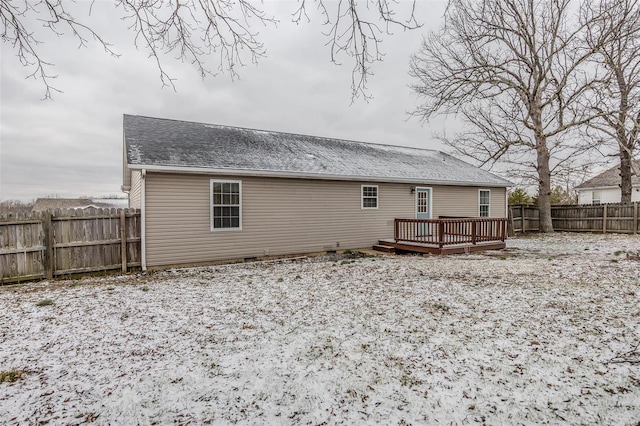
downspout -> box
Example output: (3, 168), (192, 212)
(505, 189), (509, 219)
(505, 189), (509, 239)
(141, 169), (147, 271)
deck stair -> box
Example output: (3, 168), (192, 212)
(372, 243), (396, 253)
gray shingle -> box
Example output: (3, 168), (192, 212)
(123, 115), (511, 186)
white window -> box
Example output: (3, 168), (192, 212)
(479, 189), (491, 217)
(361, 185), (378, 209)
(211, 180), (242, 230)
(592, 191), (601, 205)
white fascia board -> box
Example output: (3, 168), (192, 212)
(128, 164), (512, 188)
(577, 185), (621, 191)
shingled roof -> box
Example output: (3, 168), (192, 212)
(575, 161), (640, 189)
(123, 115), (511, 187)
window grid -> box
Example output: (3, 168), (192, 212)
(211, 180), (241, 230)
(417, 193), (429, 213)
(479, 189), (491, 217)
(592, 191), (601, 205)
(362, 185), (378, 209)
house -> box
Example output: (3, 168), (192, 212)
(32, 198), (128, 212)
(575, 161), (640, 204)
(122, 115), (512, 269)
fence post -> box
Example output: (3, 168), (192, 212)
(43, 212), (54, 280)
(602, 204), (608, 233)
(634, 202), (638, 235)
(120, 210), (127, 273)
(508, 207), (515, 236)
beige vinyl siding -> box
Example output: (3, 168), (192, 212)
(432, 186), (506, 218)
(129, 170), (142, 209)
(489, 188), (507, 217)
(145, 173), (411, 266)
(143, 172), (507, 267)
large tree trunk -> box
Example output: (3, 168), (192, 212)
(616, 71), (633, 204)
(532, 103), (554, 233)
(619, 144), (633, 204)
(536, 138), (554, 233)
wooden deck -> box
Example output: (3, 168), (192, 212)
(374, 217), (507, 255)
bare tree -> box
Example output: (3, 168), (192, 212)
(0, 199), (34, 214)
(409, 0), (603, 232)
(583, 0), (640, 203)
(1, 0), (419, 100)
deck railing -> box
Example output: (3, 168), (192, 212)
(394, 217), (508, 248)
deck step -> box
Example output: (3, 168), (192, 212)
(372, 244), (396, 253)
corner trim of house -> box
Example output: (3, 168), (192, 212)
(141, 169), (147, 271)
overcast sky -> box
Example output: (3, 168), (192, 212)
(0, 1), (462, 201)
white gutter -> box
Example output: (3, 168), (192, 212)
(128, 164), (512, 188)
(141, 169), (147, 271)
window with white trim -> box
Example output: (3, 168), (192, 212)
(361, 185), (378, 209)
(211, 180), (242, 230)
(592, 191), (601, 205)
(479, 189), (491, 217)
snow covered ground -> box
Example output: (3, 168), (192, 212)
(1, 233), (639, 425)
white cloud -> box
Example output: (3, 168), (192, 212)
(1, 1), (449, 201)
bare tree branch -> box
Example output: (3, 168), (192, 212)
(1, 0), (420, 100)
(293, 0), (420, 100)
(1, 0), (120, 99)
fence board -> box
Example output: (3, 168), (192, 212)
(509, 203), (640, 234)
(1, 208), (141, 284)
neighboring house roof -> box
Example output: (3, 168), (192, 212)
(575, 160), (640, 189)
(123, 115), (512, 187)
(32, 198), (127, 211)
(90, 198), (129, 209)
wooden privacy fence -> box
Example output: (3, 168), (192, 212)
(509, 205), (540, 233)
(509, 203), (640, 234)
(1, 208), (141, 284)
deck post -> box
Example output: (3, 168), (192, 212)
(471, 221), (477, 245)
(501, 218), (507, 241)
(394, 219), (398, 242)
(438, 221), (445, 248)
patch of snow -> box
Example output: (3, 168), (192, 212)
(0, 233), (639, 424)
(127, 144), (142, 164)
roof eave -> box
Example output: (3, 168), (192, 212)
(576, 185), (624, 190)
(127, 164), (512, 188)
